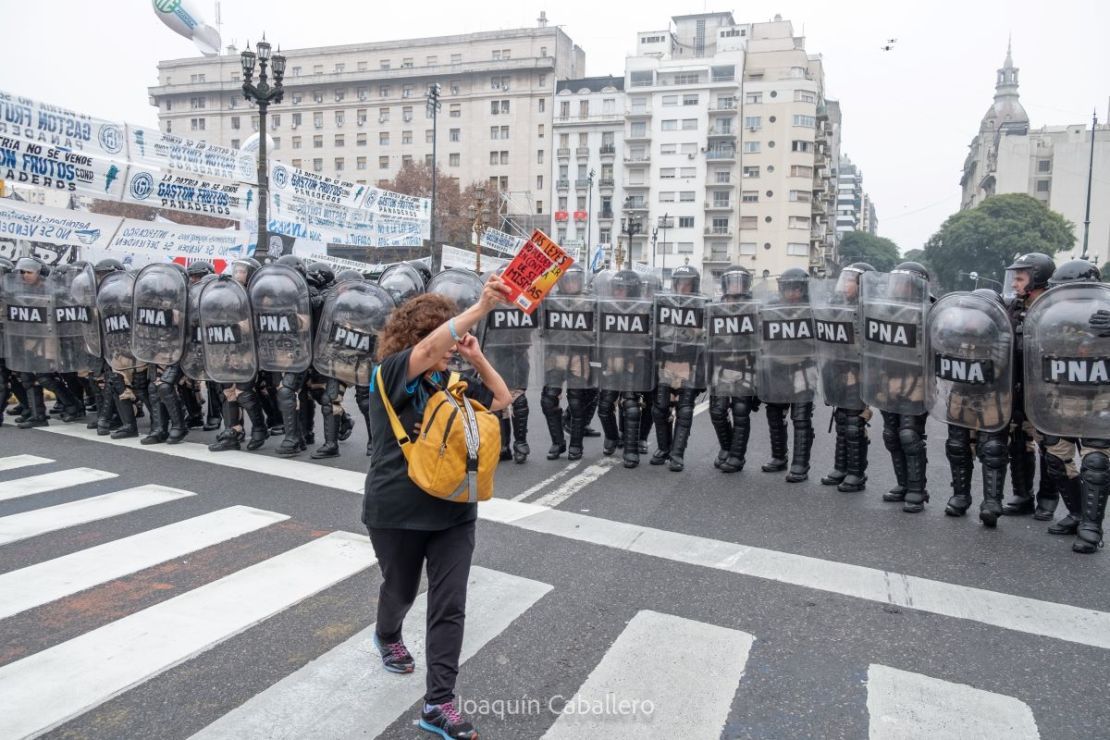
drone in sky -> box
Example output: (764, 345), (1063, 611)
(880, 38), (898, 51)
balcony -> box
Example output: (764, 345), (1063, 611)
(625, 202), (649, 212)
(598, 178), (615, 189)
(625, 130), (652, 143)
(575, 178), (592, 189)
(623, 154), (651, 163)
(704, 251), (732, 265)
(626, 108), (652, 118)
(708, 128), (736, 141)
(598, 209), (614, 220)
(705, 148), (736, 162)
(709, 179), (735, 188)
(599, 144), (616, 158)
(709, 101), (738, 112)
(575, 147), (590, 158)
(704, 227), (733, 239)
(704, 201), (733, 211)
(556, 179), (569, 190)
(623, 181), (650, 189)
(557, 148), (570, 159)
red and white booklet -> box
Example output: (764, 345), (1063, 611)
(498, 229), (575, 314)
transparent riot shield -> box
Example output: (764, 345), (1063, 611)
(811, 278), (864, 410)
(249, 264), (313, 373)
(1023, 282), (1110, 438)
(97, 271), (140, 372)
(181, 274), (214, 382)
(707, 298), (760, 397)
(757, 301), (817, 404)
(925, 291), (1012, 432)
(313, 281), (395, 386)
(597, 272), (655, 392)
(131, 264), (188, 366)
(541, 293), (597, 390)
(50, 263), (100, 374)
(482, 306), (538, 389)
(654, 292), (708, 390)
(860, 271), (929, 416)
(378, 262), (426, 306)
(199, 276), (257, 384)
(2, 270), (56, 374)
(428, 268), (483, 313)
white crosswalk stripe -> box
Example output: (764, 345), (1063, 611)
(0, 484), (195, 545)
(867, 664), (1040, 739)
(0, 506), (289, 620)
(0, 531), (374, 740)
(0, 467), (117, 502)
(0, 454), (53, 472)
(192, 566), (553, 740)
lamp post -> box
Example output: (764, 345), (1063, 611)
(585, 168), (595, 273)
(650, 224), (659, 270)
(240, 37), (285, 262)
(467, 185), (492, 274)
(657, 212), (671, 274)
(426, 83), (442, 270)
(620, 196), (641, 268)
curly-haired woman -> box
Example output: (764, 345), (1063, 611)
(365, 274), (511, 740)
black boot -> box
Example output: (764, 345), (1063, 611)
(822, 410), (848, 486)
(668, 396), (696, 472)
(1049, 477), (1082, 535)
(312, 412), (341, 459)
(17, 383), (49, 429)
(511, 395), (530, 464)
(621, 395), (641, 469)
(239, 389), (270, 451)
(721, 397), (752, 474)
(785, 404), (813, 483)
(158, 382), (188, 444)
(1033, 448), (1059, 521)
(708, 396), (733, 469)
(761, 404), (788, 472)
(1002, 438), (1036, 515)
(582, 390), (601, 437)
(1073, 452), (1108, 554)
(901, 418), (929, 513)
(499, 416), (513, 461)
(838, 412), (869, 492)
(541, 388), (566, 459)
(598, 391), (620, 456)
(945, 426), (976, 516)
(110, 387), (139, 439)
(650, 396), (672, 466)
(204, 382), (223, 431)
(977, 433), (1007, 527)
(566, 389), (588, 461)
(276, 380), (304, 456)
(208, 400), (244, 451)
(141, 397), (169, 445)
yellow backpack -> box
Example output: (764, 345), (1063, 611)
(375, 366), (500, 503)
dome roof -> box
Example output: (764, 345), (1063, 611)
(979, 41), (1029, 134)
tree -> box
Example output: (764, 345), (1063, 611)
(379, 161), (484, 248)
(923, 194), (1074, 294)
(837, 231), (901, 272)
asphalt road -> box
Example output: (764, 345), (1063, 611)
(0, 390), (1108, 740)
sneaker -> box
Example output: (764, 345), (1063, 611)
(372, 632), (415, 674)
(419, 700), (478, 740)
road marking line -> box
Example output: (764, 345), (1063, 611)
(512, 460), (581, 501)
(479, 498), (1110, 651)
(867, 664), (1040, 739)
(543, 610), (753, 739)
(0, 506), (289, 620)
(0, 468), (117, 502)
(0, 531), (374, 740)
(533, 459), (618, 507)
(0, 455), (54, 472)
(0, 485), (195, 546)
(191, 566), (552, 740)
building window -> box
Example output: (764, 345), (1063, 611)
(787, 242), (810, 256)
(741, 166), (759, 179)
(661, 119), (677, 131)
(314, 112), (323, 128)
(335, 157), (345, 171)
(791, 140), (812, 152)
(291, 112), (302, 127)
(789, 216), (811, 229)
(291, 158), (301, 168)
(380, 59), (391, 70)
(190, 118), (205, 131)
(789, 190), (811, 202)
(490, 100), (510, 114)
(230, 138), (240, 149)
(1036, 179), (1051, 192)
(489, 151), (499, 165)
(189, 73), (206, 83)
(292, 136), (302, 149)
(682, 119), (698, 130)
(740, 242), (757, 255)
(740, 216), (758, 229)
(660, 167), (676, 179)
(379, 108), (390, 122)
(1037, 159), (1052, 173)
(335, 89), (345, 102)
(379, 155), (390, 169)
(313, 135), (323, 148)
(449, 153), (460, 167)
(678, 216), (694, 228)
(334, 111), (345, 127)
(380, 132), (390, 146)
(313, 158), (323, 172)
(745, 92), (762, 104)
(659, 191), (675, 202)
(537, 150), (544, 164)
(190, 97), (206, 109)
(742, 191), (759, 203)
(426, 129), (434, 143)
(449, 128), (461, 142)
(356, 133), (367, 146)
(682, 94), (699, 106)
(660, 143), (676, 154)
(743, 141), (761, 153)
(793, 115), (816, 128)
(450, 53), (462, 64)
(380, 84), (391, 97)
(679, 191), (696, 202)
(402, 130), (412, 144)
(579, 100), (589, 118)
(790, 165), (813, 178)
(335, 134), (345, 147)
(427, 55), (438, 65)
(795, 91), (817, 104)
(357, 156), (367, 170)
(744, 116), (761, 130)
(231, 116), (241, 130)
(500, 151), (509, 164)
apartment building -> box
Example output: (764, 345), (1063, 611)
(149, 21), (585, 236)
(836, 154), (863, 234)
(550, 76), (626, 263)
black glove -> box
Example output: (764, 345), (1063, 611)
(1091, 309), (1110, 337)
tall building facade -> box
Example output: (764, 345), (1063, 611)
(149, 22), (585, 236)
(621, 13), (837, 283)
(960, 45), (1110, 263)
(836, 154), (877, 237)
(550, 76), (626, 266)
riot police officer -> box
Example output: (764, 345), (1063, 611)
(539, 264), (596, 460)
(758, 268), (818, 482)
(481, 268), (538, 464)
(650, 263), (707, 472)
(0, 256), (12, 424)
(187, 261), (223, 432)
(707, 266), (760, 473)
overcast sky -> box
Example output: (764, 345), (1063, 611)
(1, 0), (1105, 253)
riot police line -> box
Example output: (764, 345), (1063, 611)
(1, 251), (1107, 555)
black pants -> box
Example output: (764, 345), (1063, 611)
(368, 520), (476, 704)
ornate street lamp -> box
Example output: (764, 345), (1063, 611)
(241, 36), (285, 261)
(467, 185), (492, 273)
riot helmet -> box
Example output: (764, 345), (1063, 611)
(719, 265), (752, 299)
(890, 261), (929, 302)
(555, 264), (586, 296)
(671, 264), (701, 295)
(1047, 258), (1100, 286)
(0, 257), (13, 274)
(275, 254), (307, 276)
(378, 262), (426, 306)
(307, 263), (336, 289)
(1005, 252), (1055, 300)
(335, 269), (365, 284)
(778, 267), (810, 303)
(186, 261), (215, 281)
(834, 262), (874, 303)
(407, 260), (433, 289)
(226, 258), (259, 287)
(972, 287), (1005, 306)
(16, 257), (45, 284)
(610, 269), (643, 299)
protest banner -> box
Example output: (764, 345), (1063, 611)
(0, 132), (127, 199)
(0, 89), (127, 159)
(123, 166), (257, 221)
(0, 199), (119, 250)
(125, 124), (248, 183)
(478, 226), (525, 257)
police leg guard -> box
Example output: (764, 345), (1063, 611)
(761, 403), (789, 472)
(0, 365), (8, 428)
(1074, 447), (1110, 554)
(1046, 450), (1081, 535)
(786, 402), (814, 483)
(881, 411), (907, 501)
(597, 390), (621, 456)
(621, 393), (641, 469)
(1002, 429), (1037, 516)
(943, 425), (976, 516)
(976, 431), (1008, 526)
(1033, 447), (1060, 521)
(275, 373), (305, 456)
(651, 385), (673, 466)
(638, 393), (653, 454)
(838, 410), (869, 492)
(566, 389), (588, 460)
(209, 392), (245, 452)
(511, 393), (530, 464)
(159, 370), (188, 444)
(141, 385), (169, 446)
(722, 397), (754, 474)
(356, 385), (372, 456)
(499, 415), (513, 461)
(239, 386), (270, 451)
(708, 395), (733, 469)
(181, 382), (203, 428)
(37, 373), (83, 422)
(106, 373), (138, 439)
(84, 375), (102, 430)
(312, 413), (341, 459)
(668, 389), (699, 472)
(17, 375), (49, 428)
(541, 386), (566, 459)
(311, 380), (340, 459)
(900, 415), (929, 513)
(582, 389), (601, 437)
(822, 409), (849, 486)
(299, 386), (316, 446)
(204, 381), (223, 431)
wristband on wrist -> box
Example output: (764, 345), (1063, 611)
(448, 318), (462, 342)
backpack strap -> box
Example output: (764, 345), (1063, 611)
(374, 365), (413, 461)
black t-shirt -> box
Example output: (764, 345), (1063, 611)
(362, 347), (478, 531)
